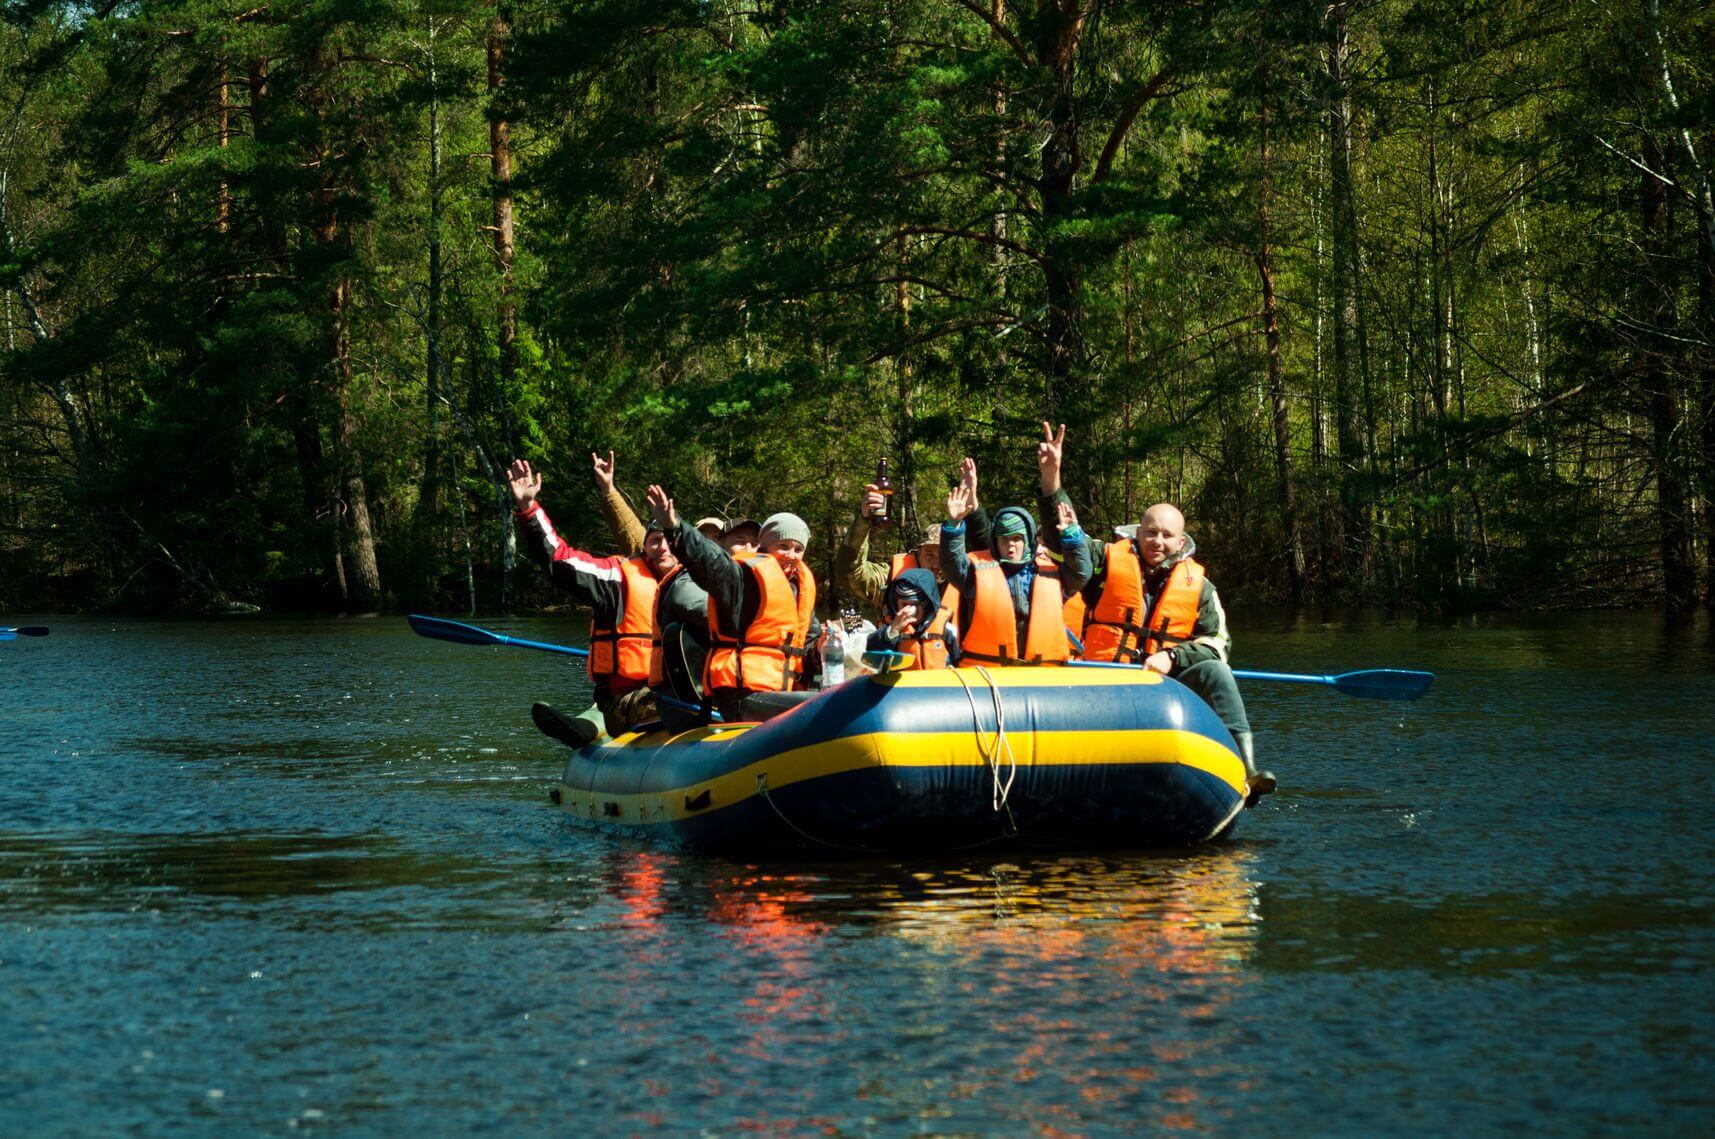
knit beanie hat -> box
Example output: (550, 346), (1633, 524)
(989, 507), (1036, 565)
(758, 512), (811, 549)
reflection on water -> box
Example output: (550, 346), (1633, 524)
(0, 831), (502, 912)
(571, 848), (1260, 970)
(533, 847), (1265, 1133)
(2, 613), (1713, 1134)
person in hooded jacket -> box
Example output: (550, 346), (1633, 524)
(864, 567), (959, 668)
(941, 457), (1090, 666)
(1034, 423), (1276, 807)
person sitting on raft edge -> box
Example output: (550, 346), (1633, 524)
(941, 453), (1091, 666)
(865, 567), (959, 669)
(644, 485), (820, 723)
(586, 449), (715, 732)
(508, 457), (697, 747)
(1035, 423), (1277, 807)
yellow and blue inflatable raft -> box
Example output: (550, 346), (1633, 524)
(552, 667), (1249, 854)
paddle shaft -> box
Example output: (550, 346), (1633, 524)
(486, 631), (589, 658)
(1066, 658), (1432, 700)
(407, 614), (715, 718)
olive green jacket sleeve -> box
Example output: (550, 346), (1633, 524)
(601, 487), (648, 556)
(835, 512), (890, 616)
(1168, 578), (1234, 673)
(1039, 487), (1108, 589)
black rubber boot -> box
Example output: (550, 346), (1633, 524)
(531, 702), (600, 750)
(1235, 730), (1276, 808)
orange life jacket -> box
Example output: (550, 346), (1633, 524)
(706, 552), (803, 694)
(1141, 556), (1206, 656)
(899, 603), (951, 669)
(1062, 590), (1087, 655)
(1083, 542), (1205, 661)
(589, 555), (657, 683)
(647, 564), (685, 687)
(788, 562), (818, 684)
(957, 555), (1068, 666)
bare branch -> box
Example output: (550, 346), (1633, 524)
(946, 0), (1035, 69)
(1092, 69), (1179, 184)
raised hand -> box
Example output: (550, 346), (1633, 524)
(1056, 499), (1079, 532)
(644, 484), (678, 531)
(507, 458), (542, 512)
(1037, 421), (1067, 494)
(860, 483), (886, 520)
(959, 456), (979, 508)
(887, 601), (920, 637)
(945, 482), (974, 522)
(591, 450), (616, 495)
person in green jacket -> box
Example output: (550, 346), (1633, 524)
(837, 457), (990, 616)
(1036, 423), (1275, 806)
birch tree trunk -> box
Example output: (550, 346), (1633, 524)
(1326, 4), (1369, 591)
(1640, 133), (1697, 610)
(1256, 74), (1306, 604)
(1701, 172), (1715, 607)
(489, 10), (518, 613)
(422, 20), (444, 530)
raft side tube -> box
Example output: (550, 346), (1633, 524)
(554, 668), (1247, 853)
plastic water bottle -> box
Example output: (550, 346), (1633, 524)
(821, 622), (846, 688)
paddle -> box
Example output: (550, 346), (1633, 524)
(406, 613), (718, 719)
(408, 613), (586, 658)
(861, 649), (915, 674)
(1068, 658), (1434, 701)
(0, 626), (49, 639)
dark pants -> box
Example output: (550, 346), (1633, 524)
(1175, 659), (1250, 737)
(710, 688), (748, 725)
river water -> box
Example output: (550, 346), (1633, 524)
(2, 611), (1712, 1135)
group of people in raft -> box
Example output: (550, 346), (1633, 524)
(509, 422), (1277, 807)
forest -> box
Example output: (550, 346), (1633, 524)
(2, 0), (1712, 615)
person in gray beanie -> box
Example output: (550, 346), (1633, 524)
(758, 512), (810, 552)
(644, 488), (820, 721)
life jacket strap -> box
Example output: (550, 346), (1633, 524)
(958, 648), (1024, 666)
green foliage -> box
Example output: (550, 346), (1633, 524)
(1, 0), (1712, 613)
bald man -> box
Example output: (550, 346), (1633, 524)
(1037, 426), (1275, 806)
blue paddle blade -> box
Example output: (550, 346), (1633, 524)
(407, 613), (590, 659)
(407, 613), (502, 646)
(0, 632), (14, 642)
(1329, 669), (1434, 701)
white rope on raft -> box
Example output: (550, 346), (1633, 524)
(952, 664), (1018, 817)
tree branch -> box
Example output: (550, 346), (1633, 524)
(1092, 68), (1178, 184)
(947, 0), (1035, 69)
(880, 224), (1044, 263)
